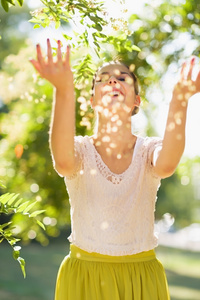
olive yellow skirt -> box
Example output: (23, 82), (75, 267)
(55, 244), (170, 300)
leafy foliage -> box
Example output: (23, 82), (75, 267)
(0, 181), (45, 277)
(29, 0), (140, 59)
(0, 0), (23, 12)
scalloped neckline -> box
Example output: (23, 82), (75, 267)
(88, 135), (141, 178)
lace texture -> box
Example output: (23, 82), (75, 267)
(65, 135), (162, 256)
(94, 151), (123, 184)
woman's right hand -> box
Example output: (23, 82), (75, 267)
(30, 39), (73, 91)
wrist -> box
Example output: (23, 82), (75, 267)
(171, 91), (189, 108)
(55, 87), (75, 98)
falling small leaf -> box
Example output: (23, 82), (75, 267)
(15, 144), (24, 159)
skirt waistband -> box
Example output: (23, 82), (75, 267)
(70, 244), (156, 263)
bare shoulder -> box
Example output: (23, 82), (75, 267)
(54, 135), (84, 177)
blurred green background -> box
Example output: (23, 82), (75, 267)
(0, 0), (200, 299)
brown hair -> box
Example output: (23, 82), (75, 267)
(91, 61), (140, 115)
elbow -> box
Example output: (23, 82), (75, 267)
(154, 163), (177, 179)
(160, 168), (176, 179)
(54, 159), (75, 177)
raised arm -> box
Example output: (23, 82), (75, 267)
(153, 57), (200, 178)
(30, 39), (77, 177)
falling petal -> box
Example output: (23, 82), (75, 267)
(15, 144), (23, 159)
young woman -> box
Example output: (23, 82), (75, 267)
(30, 39), (200, 300)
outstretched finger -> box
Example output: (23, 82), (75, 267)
(36, 44), (45, 67)
(57, 40), (62, 62)
(187, 57), (195, 80)
(179, 61), (186, 82)
(65, 45), (70, 66)
(47, 38), (53, 65)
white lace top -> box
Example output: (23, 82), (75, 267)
(64, 135), (162, 256)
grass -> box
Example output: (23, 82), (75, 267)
(0, 242), (200, 300)
(156, 246), (200, 300)
(0, 241), (69, 300)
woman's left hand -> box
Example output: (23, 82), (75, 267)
(173, 57), (200, 102)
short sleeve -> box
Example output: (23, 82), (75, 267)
(74, 135), (84, 157)
(146, 137), (163, 178)
(65, 135), (84, 180)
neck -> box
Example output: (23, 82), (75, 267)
(93, 112), (136, 157)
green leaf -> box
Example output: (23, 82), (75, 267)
(131, 45), (141, 52)
(29, 18), (43, 24)
(93, 23), (103, 32)
(124, 44), (133, 52)
(0, 193), (10, 204)
(94, 41), (101, 51)
(17, 257), (26, 278)
(16, 0), (23, 6)
(7, 193), (20, 206)
(76, 3), (87, 10)
(118, 34), (127, 41)
(93, 32), (107, 39)
(0, 222), (12, 231)
(23, 201), (37, 214)
(16, 201), (30, 213)
(63, 33), (72, 41)
(94, 48), (100, 58)
(8, 237), (21, 245)
(37, 220), (46, 231)
(13, 247), (21, 260)
(89, 16), (97, 23)
(5, 0), (15, 4)
(29, 210), (45, 218)
(0, 181), (6, 189)
(0, 193), (17, 205)
(14, 197), (24, 208)
(41, 23), (48, 28)
(33, 24), (41, 29)
(47, 1), (55, 5)
(1, 0), (10, 11)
